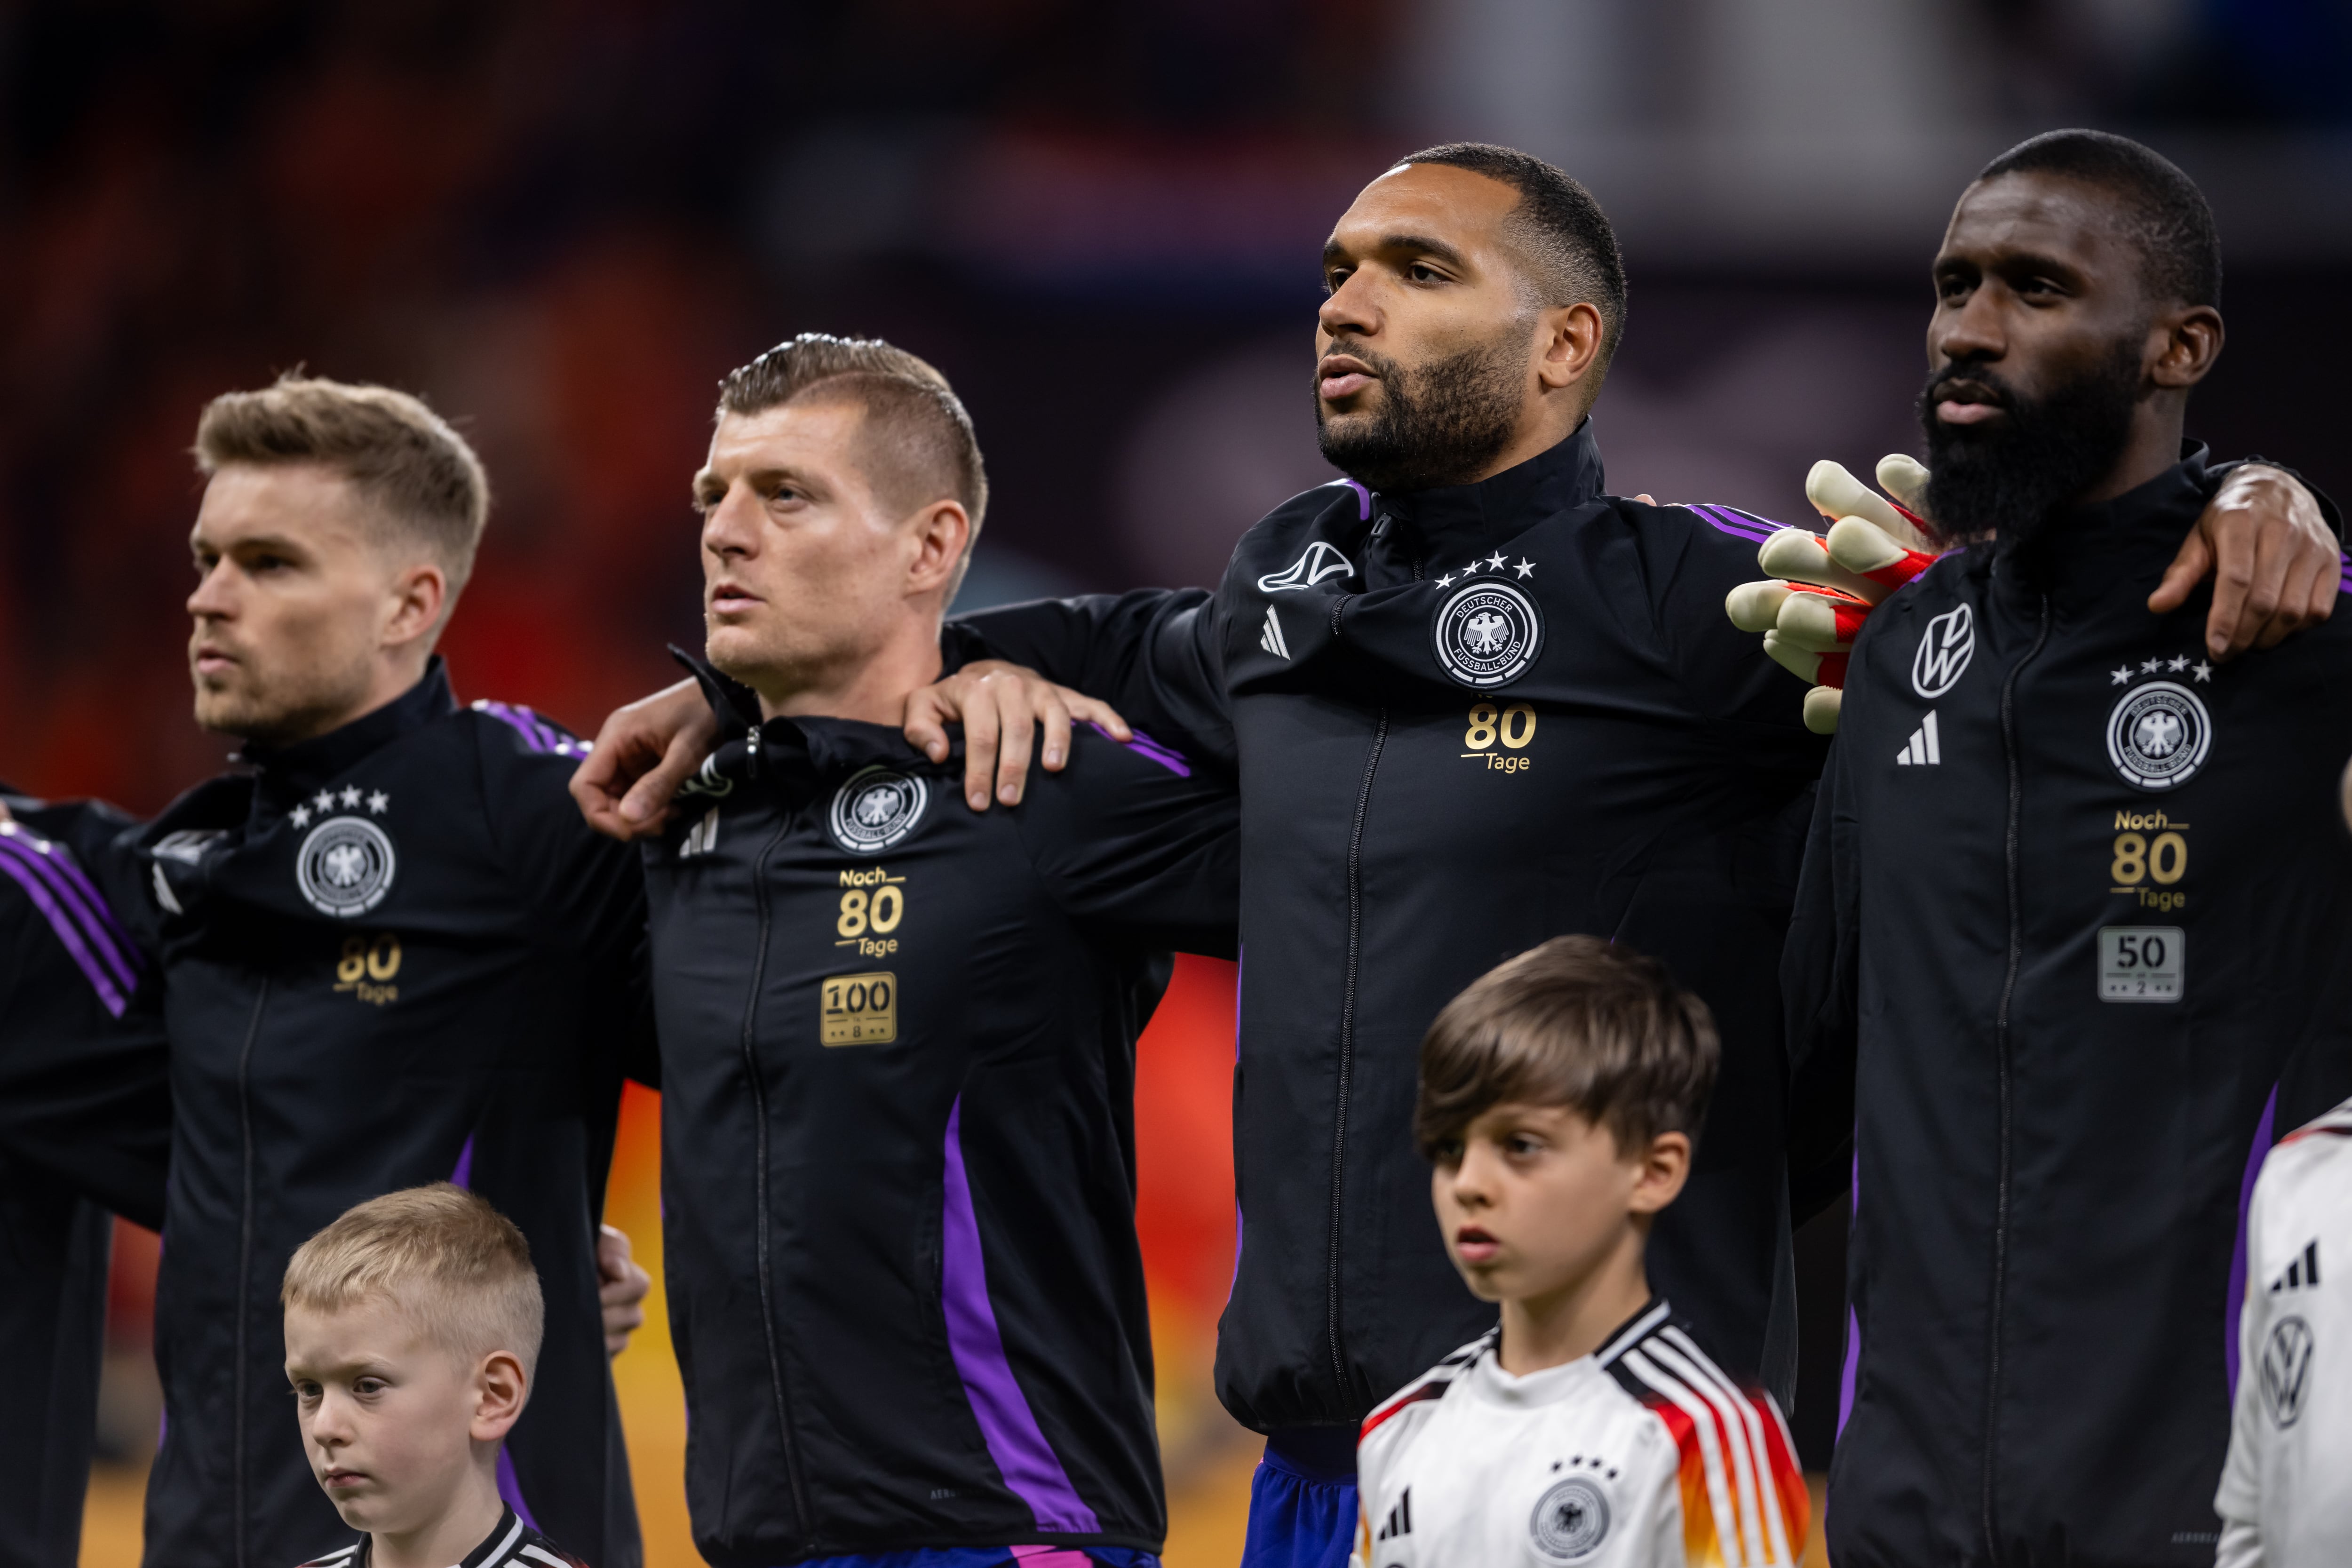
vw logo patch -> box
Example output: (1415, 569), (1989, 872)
(1528, 1476), (1611, 1562)
(828, 766), (930, 854)
(2106, 681), (2212, 791)
(1911, 602), (1975, 698)
(1432, 581), (1542, 688)
(2261, 1315), (2313, 1429)
(295, 816), (397, 918)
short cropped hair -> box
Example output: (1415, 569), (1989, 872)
(1398, 143), (1629, 375)
(1977, 129), (2222, 310)
(195, 375), (491, 600)
(1414, 936), (1718, 1160)
(282, 1183), (544, 1374)
(716, 333), (988, 593)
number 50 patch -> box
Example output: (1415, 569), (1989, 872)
(821, 971), (898, 1044)
(2100, 927), (2184, 1003)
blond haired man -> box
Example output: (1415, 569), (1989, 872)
(283, 1185), (588, 1568)
(37, 376), (650, 1568)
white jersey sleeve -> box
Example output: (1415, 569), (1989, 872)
(2212, 1098), (2352, 1568)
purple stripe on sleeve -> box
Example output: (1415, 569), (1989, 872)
(1688, 503), (1783, 542)
(18, 833), (143, 974)
(2225, 1086), (2279, 1398)
(495, 1446), (542, 1531)
(472, 701), (551, 753)
(451, 1135), (477, 1190)
(1085, 722), (1192, 779)
(1837, 1147), (1859, 1437)
(0, 846), (128, 1016)
(940, 1096), (1101, 1534)
(2337, 550), (2351, 595)
(0, 841), (143, 987)
(0, 834), (143, 995)
(1343, 479), (1371, 520)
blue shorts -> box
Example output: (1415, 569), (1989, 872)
(1240, 1428), (1359, 1568)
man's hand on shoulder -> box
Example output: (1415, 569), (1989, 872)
(2151, 463), (2338, 659)
(1725, 456), (1941, 734)
(903, 660), (1131, 812)
(569, 679), (720, 842)
(598, 1223), (651, 1357)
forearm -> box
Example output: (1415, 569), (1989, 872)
(952, 588), (1235, 768)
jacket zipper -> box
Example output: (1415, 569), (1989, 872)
(1327, 708), (1388, 1406)
(742, 801), (815, 1544)
(1981, 592), (2050, 1557)
(232, 976), (270, 1568)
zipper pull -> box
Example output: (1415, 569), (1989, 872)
(746, 724), (762, 779)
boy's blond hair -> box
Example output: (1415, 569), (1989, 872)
(282, 1183), (544, 1373)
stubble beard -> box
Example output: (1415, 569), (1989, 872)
(1314, 329), (1529, 494)
(1919, 338), (2146, 549)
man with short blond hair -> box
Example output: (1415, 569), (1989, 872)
(16, 373), (652, 1568)
(644, 332), (1235, 1567)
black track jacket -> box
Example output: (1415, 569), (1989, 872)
(1783, 450), (2352, 1568)
(955, 423), (1829, 1430)
(0, 796), (170, 1568)
(107, 662), (649, 1568)
(643, 673), (1236, 1567)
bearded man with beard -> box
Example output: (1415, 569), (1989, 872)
(1782, 129), (2352, 1568)
(575, 141), (2335, 1568)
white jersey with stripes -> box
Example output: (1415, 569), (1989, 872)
(2217, 1098), (2352, 1568)
(294, 1505), (587, 1568)
(1351, 1299), (1807, 1568)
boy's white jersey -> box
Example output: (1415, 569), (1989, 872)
(2216, 1098), (2352, 1568)
(1352, 1299), (1808, 1568)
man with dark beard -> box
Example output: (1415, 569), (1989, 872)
(1782, 129), (2352, 1568)
(573, 142), (2335, 1568)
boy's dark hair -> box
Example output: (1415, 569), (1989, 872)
(1977, 129), (2221, 310)
(1397, 142), (1629, 375)
(1414, 935), (1718, 1160)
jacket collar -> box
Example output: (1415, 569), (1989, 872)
(674, 648), (944, 800)
(238, 658), (457, 817)
(1369, 417), (1607, 563)
(1996, 441), (2213, 604)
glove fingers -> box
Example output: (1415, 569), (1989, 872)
(1807, 459), (1923, 546)
(1802, 686), (1843, 734)
(1826, 517), (1939, 591)
(1726, 580), (1792, 634)
(1759, 527), (1890, 605)
(1876, 454), (1931, 517)
(1775, 590), (1867, 652)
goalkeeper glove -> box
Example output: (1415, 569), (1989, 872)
(1725, 455), (1940, 734)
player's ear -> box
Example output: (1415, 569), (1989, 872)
(471, 1350), (529, 1441)
(2150, 302), (2222, 390)
(1627, 1130), (1691, 1215)
(384, 560), (448, 650)
(905, 500), (970, 598)
(1534, 301), (1605, 394)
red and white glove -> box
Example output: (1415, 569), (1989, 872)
(1725, 455), (1939, 734)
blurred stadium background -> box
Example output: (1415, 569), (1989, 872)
(5, 1), (2344, 1563)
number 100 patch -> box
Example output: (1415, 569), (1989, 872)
(2099, 927), (2184, 1003)
(822, 971), (898, 1044)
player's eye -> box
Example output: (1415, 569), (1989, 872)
(354, 1377), (386, 1396)
(1407, 262), (1444, 283)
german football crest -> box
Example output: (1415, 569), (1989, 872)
(1432, 581), (1542, 688)
(2106, 680), (2211, 791)
(828, 767), (930, 853)
(296, 816), (397, 918)
(1528, 1476), (1611, 1562)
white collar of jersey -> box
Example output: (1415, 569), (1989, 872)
(1461, 1299), (1671, 1409)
